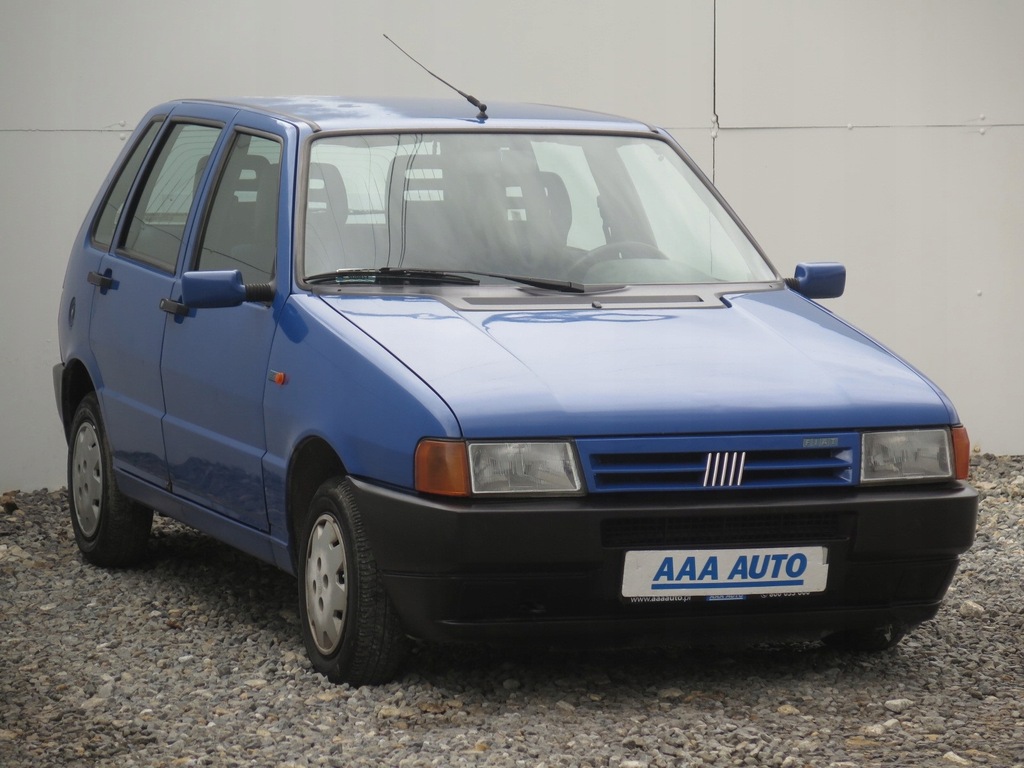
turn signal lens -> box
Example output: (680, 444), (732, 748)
(951, 425), (971, 480)
(414, 439), (470, 496)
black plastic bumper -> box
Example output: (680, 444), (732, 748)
(351, 478), (978, 645)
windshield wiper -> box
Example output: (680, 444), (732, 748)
(305, 267), (481, 286)
(306, 267), (610, 294)
(456, 271), (588, 293)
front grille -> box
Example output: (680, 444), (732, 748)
(602, 511), (852, 549)
(577, 433), (858, 493)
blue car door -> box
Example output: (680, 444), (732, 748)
(159, 115), (293, 531)
(89, 116), (225, 488)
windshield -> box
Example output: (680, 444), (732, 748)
(303, 132), (775, 286)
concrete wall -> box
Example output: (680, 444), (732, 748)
(2, 0), (1021, 491)
(714, 0), (1024, 468)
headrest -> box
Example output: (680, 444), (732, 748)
(308, 162), (349, 223)
(539, 171), (571, 243)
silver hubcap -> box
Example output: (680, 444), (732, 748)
(71, 421), (103, 538)
(305, 513), (348, 655)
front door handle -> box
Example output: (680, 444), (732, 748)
(87, 271), (114, 290)
(159, 297), (189, 317)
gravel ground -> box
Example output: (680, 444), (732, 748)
(1, 455), (1021, 768)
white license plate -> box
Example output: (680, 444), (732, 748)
(622, 546), (829, 598)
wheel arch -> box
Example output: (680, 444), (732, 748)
(59, 359), (97, 441)
(286, 436), (346, 568)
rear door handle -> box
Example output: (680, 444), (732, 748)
(87, 271), (114, 290)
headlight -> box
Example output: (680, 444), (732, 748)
(415, 439), (583, 496)
(861, 429), (953, 484)
(468, 442), (582, 495)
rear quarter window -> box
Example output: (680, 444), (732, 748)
(91, 119), (163, 250)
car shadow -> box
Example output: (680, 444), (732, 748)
(127, 515), (918, 696)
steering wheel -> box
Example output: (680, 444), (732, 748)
(569, 241), (669, 280)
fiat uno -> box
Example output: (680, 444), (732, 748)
(54, 97), (978, 684)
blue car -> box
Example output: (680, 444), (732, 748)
(54, 97), (977, 684)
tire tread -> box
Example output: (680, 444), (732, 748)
(299, 477), (408, 685)
(68, 393), (152, 568)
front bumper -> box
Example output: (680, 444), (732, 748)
(352, 478), (978, 645)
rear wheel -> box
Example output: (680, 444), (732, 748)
(67, 393), (153, 566)
(297, 477), (408, 685)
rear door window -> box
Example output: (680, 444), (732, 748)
(120, 123), (222, 272)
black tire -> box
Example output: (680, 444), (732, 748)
(297, 477), (408, 685)
(823, 624), (907, 653)
(67, 393), (153, 566)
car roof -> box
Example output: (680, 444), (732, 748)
(171, 96), (657, 134)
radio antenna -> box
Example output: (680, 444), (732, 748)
(383, 34), (488, 120)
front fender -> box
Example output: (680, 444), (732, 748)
(262, 295), (461, 549)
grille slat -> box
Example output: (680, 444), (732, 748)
(578, 433), (858, 493)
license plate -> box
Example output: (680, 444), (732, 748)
(622, 546), (829, 598)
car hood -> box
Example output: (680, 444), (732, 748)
(320, 289), (955, 437)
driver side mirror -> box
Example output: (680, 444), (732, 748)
(181, 270), (274, 308)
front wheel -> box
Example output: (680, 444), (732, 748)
(67, 393), (153, 566)
(297, 477), (408, 685)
